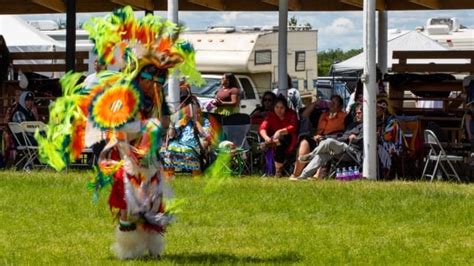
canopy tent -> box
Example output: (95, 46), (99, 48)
(332, 30), (453, 75)
(0, 15), (64, 52)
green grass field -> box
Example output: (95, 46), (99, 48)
(0, 170), (473, 264)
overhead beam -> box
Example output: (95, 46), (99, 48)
(187, 0), (225, 10)
(110, 0), (154, 10)
(31, 0), (66, 12)
(408, 0), (440, 9)
(261, 0), (302, 11)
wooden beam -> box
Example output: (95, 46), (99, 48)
(31, 0), (66, 12)
(187, 0), (225, 10)
(110, 0), (154, 10)
(408, 0), (440, 9)
(339, 0), (362, 8)
(339, 0), (385, 10)
(260, 0), (301, 11)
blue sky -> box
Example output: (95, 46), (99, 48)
(21, 9), (474, 51)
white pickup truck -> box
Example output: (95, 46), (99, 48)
(190, 74), (261, 115)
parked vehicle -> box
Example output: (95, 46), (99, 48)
(165, 74), (261, 115)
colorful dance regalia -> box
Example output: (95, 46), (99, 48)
(35, 6), (202, 259)
(161, 102), (211, 171)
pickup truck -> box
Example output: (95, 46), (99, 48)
(189, 74), (261, 115)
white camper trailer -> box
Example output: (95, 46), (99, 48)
(181, 26), (318, 94)
(422, 17), (474, 50)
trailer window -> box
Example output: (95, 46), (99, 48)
(255, 49), (272, 65)
(239, 78), (256, 99)
(295, 51), (305, 71)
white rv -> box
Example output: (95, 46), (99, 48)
(182, 26), (318, 94)
(422, 17), (474, 50)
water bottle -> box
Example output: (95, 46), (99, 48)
(352, 167), (360, 180)
(436, 169), (443, 180)
(336, 168), (342, 180)
(347, 166), (354, 181)
(341, 167), (348, 181)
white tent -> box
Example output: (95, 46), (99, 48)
(0, 15), (66, 75)
(332, 30), (451, 74)
(0, 15), (64, 52)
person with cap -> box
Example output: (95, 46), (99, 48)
(11, 91), (39, 123)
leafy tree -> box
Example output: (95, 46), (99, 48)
(288, 15), (312, 31)
(317, 48), (362, 76)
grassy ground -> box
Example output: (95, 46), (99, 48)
(0, 170), (473, 265)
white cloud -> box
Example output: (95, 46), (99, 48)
(322, 17), (355, 35)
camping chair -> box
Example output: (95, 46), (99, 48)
(20, 121), (46, 169)
(218, 113), (252, 175)
(421, 129), (463, 182)
(7, 122), (31, 170)
(327, 142), (363, 179)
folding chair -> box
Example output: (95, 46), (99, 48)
(421, 129), (463, 182)
(21, 121), (46, 169)
(7, 122), (31, 170)
(327, 142), (362, 179)
(219, 113), (253, 175)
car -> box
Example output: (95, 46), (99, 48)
(165, 74), (261, 115)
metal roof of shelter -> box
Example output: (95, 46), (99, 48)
(0, 0), (473, 13)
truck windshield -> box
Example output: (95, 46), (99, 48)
(190, 78), (221, 98)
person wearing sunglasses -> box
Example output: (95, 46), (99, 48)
(250, 91), (276, 125)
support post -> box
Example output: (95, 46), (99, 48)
(362, 0), (377, 180)
(66, 0), (76, 72)
(377, 11), (388, 75)
(277, 0), (288, 96)
(167, 0), (180, 110)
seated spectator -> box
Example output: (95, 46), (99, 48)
(376, 97), (403, 179)
(290, 104), (364, 180)
(161, 85), (211, 178)
(291, 95), (346, 177)
(259, 96), (299, 177)
(250, 91), (276, 125)
(297, 98), (331, 138)
(12, 91), (39, 123)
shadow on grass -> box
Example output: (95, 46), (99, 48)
(161, 251), (301, 264)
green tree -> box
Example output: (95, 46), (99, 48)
(317, 48), (362, 76)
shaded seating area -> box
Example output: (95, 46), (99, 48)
(387, 50), (474, 180)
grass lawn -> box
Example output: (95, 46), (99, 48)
(0, 170), (473, 264)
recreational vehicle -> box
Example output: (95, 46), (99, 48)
(422, 17), (474, 50)
(182, 26), (318, 94)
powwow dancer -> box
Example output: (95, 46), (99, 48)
(35, 7), (202, 259)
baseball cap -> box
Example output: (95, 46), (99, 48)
(25, 92), (34, 101)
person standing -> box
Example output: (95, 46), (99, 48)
(213, 73), (241, 115)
